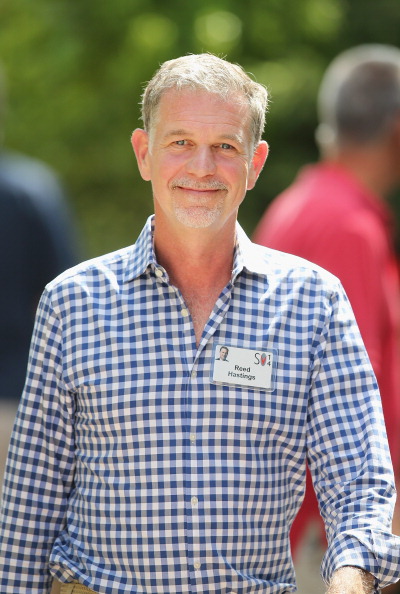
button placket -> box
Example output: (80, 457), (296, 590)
(189, 491), (201, 575)
(181, 289), (236, 582)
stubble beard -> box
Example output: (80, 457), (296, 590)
(173, 196), (225, 228)
(170, 178), (227, 229)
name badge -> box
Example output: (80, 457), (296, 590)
(211, 344), (275, 391)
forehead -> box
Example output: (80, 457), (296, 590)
(154, 88), (251, 137)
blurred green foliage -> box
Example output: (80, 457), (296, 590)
(1, 0), (399, 257)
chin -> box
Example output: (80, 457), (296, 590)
(174, 207), (223, 229)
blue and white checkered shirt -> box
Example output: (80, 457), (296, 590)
(1, 216), (399, 594)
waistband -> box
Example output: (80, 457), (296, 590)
(58, 582), (98, 594)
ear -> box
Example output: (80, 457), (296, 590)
(131, 128), (151, 181)
(247, 141), (269, 190)
(392, 115), (400, 150)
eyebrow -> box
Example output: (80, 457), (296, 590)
(164, 129), (189, 138)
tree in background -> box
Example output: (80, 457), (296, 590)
(1, 0), (399, 257)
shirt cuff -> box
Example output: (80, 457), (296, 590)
(321, 529), (400, 590)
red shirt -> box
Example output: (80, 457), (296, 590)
(253, 162), (400, 551)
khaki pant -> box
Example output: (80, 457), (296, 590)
(0, 400), (19, 490)
(53, 582), (98, 594)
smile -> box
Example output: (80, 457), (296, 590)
(171, 178), (228, 193)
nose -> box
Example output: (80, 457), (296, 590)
(186, 146), (217, 177)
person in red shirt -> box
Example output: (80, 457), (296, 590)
(253, 44), (400, 579)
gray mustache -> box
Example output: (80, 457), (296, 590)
(171, 179), (228, 191)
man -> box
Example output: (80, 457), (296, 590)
(253, 44), (400, 566)
(216, 346), (229, 361)
(0, 53), (399, 594)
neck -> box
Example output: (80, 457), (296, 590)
(154, 218), (236, 291)
(153, 218), (237, 345)
(327, 139), (398, 199)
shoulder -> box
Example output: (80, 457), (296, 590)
(246, 241), (348, 315)
(44, 246), (133, 307)
(249, 240), (341, 286)
(0, 150), (62, 195)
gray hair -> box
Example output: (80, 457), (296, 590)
(140, 53), (268, 148)
(316, 44), (400, 153)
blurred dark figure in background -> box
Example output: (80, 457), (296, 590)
(0, 63), (80, 479)
(253, 43), (400, 589)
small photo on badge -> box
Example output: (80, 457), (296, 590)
(215, 345), (230, 362)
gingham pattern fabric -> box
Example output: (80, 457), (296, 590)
(1, 216), (399, 594)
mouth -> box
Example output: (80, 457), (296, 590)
(171, 179), (228, 195)
(171, 185), (227, 206)
(174, 188), (222, 202)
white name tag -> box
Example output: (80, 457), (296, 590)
(211, 344), (275, 391)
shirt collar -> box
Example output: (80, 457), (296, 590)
(123, 216), (157, 283)
(233, 222), (270, 279)
(123, 215), (269, 283)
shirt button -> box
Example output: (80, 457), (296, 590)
(191, 496), (198, 507)
(181, 308), (189, 317)
(190, 433), (196, 444)
(194, 561), (201, 570)
(191, 370), (197, 379)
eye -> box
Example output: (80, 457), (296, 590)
(174, 140), (188, 146)
(220, 143), (234, 150)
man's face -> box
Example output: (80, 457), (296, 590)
(132, 89), (268, 233)
(220, 347), (228, 360)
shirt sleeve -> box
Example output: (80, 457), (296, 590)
(307, 280), (400, 590)
(0, 288), (76, 594)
